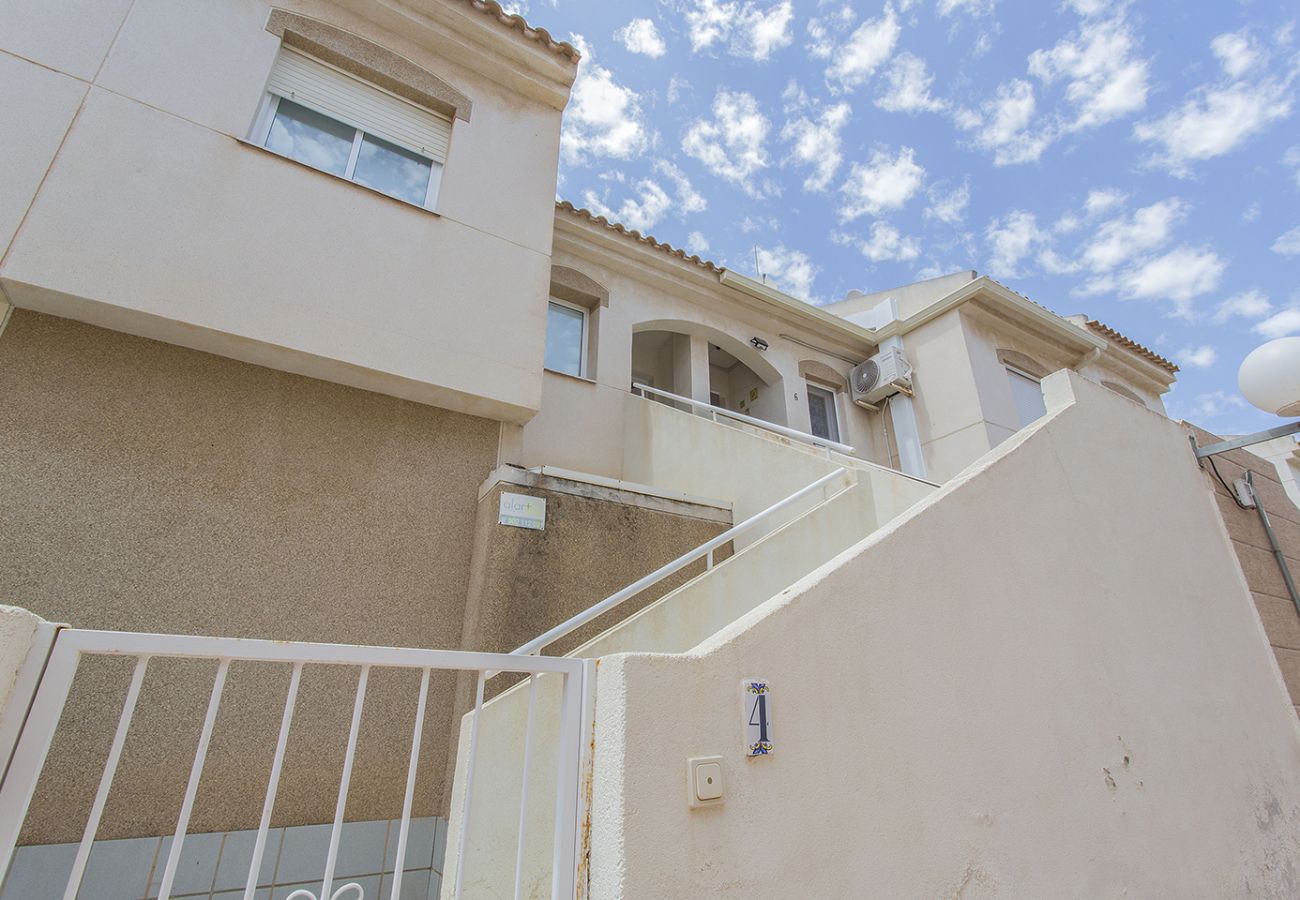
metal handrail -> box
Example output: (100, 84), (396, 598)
(509, 466), (849, 659)
(632, 383), (856, 455)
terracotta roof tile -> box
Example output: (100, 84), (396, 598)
(556, 201), (723, 273)
(1084, 319), (1179, 374)
(461, 0), (580, 63)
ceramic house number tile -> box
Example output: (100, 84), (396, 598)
(743, 680), (772, 756)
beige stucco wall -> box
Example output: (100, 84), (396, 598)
(1, 0), (572, 423)
(590, 372), (1300, 898)
(0, 309), (502, 840)
(517, 223), (887, 479)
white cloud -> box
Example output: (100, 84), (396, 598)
(1211, 30), (1260, 78)
(781, 102), (852, 192)
(838, 146), (926, 221)
(686, 231), (711, 255)
(666, 75), (691, 104)
(1242, 202), (1262, 224)
(756, 245), (818, 300)
(1084, 188), (1127, 217)
(681, 0), (795, 61)
(958, 79), (1053, 165)
(824, 4), (901, 91)
(581, 178), (673, 233)
(1028, 13), (1151, 131)
(985, 210), (1047, 277)
(560, 36), (650, 164)
(1134, 70), (1292, 176)
(1188, 390), (1247, 421)
(1256, 307), (1300, 339)
(876, 52), (946, 113)
(1212, 289), (1272, 324)
(1117, 245), (1227, 317)
(616, 18), (667, 57)
(938, 0), (996, 15)
(683, 90), (771, 196)
(856, 222), (922, 262)
(655, 160), (707, 214)
(1175, 345), (1217, 369)
(1272, 225), (1300, 257)
(1064, 0), (1110, 15)
(1287, 146), (1300, 187)
(1081, 198), (1185, 272)
(925, 179), (971, 225)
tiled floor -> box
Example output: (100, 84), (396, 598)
(0, 816), (447, 900)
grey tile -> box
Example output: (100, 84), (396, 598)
(146, 831), (224, 897)
(431, 818), (447, 875)
(382, 818), (434, 872)
(427, 869), (442, 900)
(271, 823), (331, 886)
(82, 836), (160, 899)
(213, 891), (270, 900)
(212, 828), (281, 892)
(334, 820), (388, 880)
(1, 842), (75, 900)
(390, 868), (430, 900)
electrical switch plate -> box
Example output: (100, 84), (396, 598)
(688, 756), (724, 808)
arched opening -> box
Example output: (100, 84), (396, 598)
(630, 320), (786, 425)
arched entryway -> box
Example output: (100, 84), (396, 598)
(630, 320), (786, 425)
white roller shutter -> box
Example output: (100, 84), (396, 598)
(266, 48), (451, 162)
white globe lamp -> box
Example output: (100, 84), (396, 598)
(1239, 337), (1300, 418)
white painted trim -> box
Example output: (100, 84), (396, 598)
(545, 297), (589, 379)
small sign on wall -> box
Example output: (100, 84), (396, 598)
(499, 492), (546, 530)
(743, 680), (773, 756)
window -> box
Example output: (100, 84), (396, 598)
(253, 48), (449, 209)
(806, 384), (841, 442)
(1007, 367), (1047, 426)
(545, 299), (587, 377)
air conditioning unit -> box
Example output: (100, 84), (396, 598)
(850, 347), (913, 407)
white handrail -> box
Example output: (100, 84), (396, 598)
(509, 466), (849, 659)
(632, 383), (856, 455)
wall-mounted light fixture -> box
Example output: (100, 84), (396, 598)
(750, 337), (769, 351)
(1192, 337), (1300, 462)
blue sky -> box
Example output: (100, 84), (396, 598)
(515, 0), (1299, 433)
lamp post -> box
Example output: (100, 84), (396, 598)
(1192, 337), (1300, 461)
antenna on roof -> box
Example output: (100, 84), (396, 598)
(753, 246), (766, 284)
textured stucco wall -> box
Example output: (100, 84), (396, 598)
(591, 372), (1300, 898)
(1, 0), (571, 423)
(1193, 423), (1300, 718)
(0, 310), (499, 841)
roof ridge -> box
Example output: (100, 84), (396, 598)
(555, 200), (723, 274)
(460, 0), (580, 63)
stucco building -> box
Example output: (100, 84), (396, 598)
(0, 1), (1297, 898)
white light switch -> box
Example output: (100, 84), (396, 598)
(688, 756), (724, 807)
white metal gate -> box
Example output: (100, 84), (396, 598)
(0, 629), (590, 900)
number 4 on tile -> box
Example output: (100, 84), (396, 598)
(743, 679), (773, 757)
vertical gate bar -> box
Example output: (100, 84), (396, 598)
(158, 657), (230, 900)
(549, 667), (584, 900)
(0, 640), (80, 879)
(388, 667), (430, 900)
(320, 665), (369, 900)
(452, 672), (487, 900)
(511, 674), (540, 900)
(62, 656), (150, 900)
(244, 661), (303, 900)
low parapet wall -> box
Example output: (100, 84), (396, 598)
(591, 371), (1300, 898)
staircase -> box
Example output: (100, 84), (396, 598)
(441, 393), (935, 898)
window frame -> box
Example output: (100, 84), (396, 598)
(806, 383), (842, 443)
(545, 297), (590, 379)
(251, 91), (444, 212)
(1005, 364), (1047, 427)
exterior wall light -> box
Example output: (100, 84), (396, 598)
(750, 337), (769, 351)
(1191, 337), (1300, 462)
